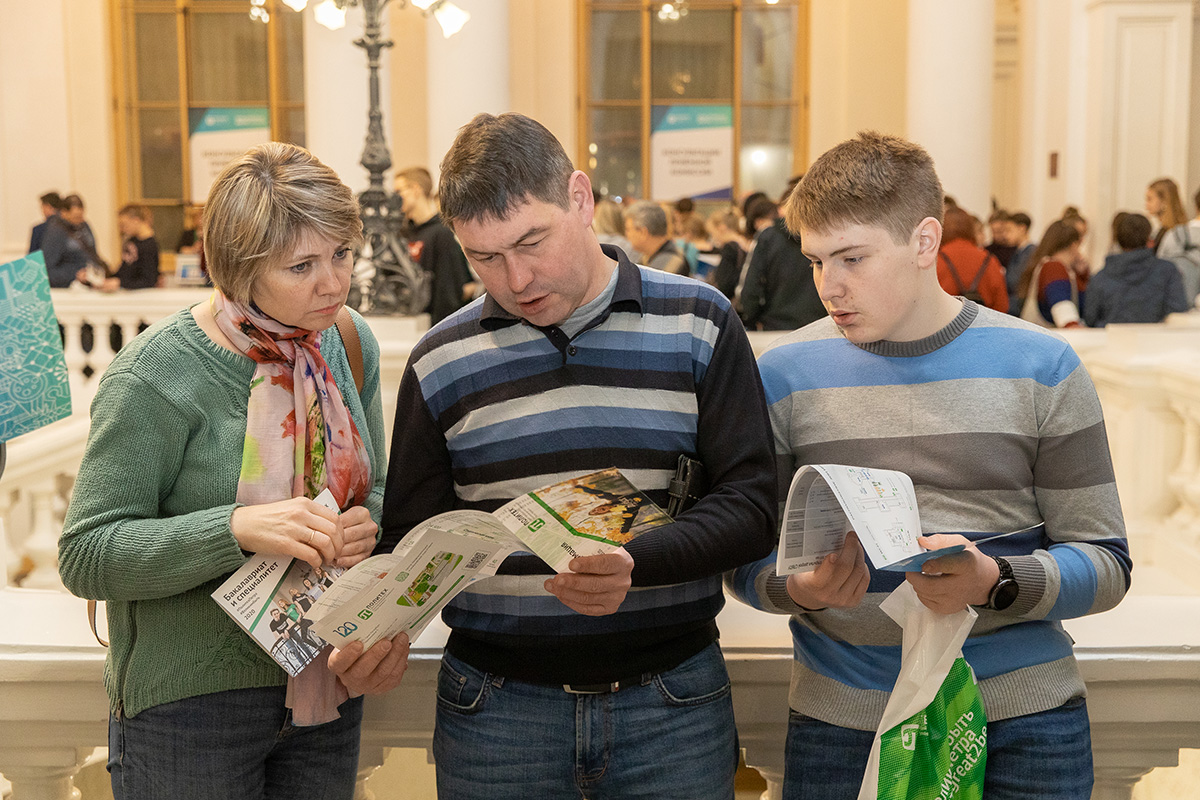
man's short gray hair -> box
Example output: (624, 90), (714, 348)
(624, 201), (668, 237)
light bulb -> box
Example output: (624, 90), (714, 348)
(432, 1), (469, 38)
(282, 0), (308, 11)
(313, 0), (347, 30)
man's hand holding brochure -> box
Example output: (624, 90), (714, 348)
(776, 464), (1032, 575)
(214, 468), (671, 674)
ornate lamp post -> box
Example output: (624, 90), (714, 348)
(260, 0), (469, 314)
(339, 0), (428, 315)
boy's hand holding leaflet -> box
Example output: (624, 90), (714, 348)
(776, 464), (1033, 577)
(771, 467), (993, 797)
(786, 530), (870, 611)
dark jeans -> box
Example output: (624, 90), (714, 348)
(783, 696), (1093, 799)
(433, 643), (739, 799)
(108, 686), (363, 800)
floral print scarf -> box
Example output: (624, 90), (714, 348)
(211, 291), (371, 724)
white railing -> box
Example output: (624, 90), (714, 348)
(3, 289), (423, 593)
(2, 295), (1199, 799)
(51, 287), (215, 410)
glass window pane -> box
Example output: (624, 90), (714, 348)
(150, 205), (185, 259)
(279, 106), (306, 147)
(589, 10), (640, 101)
(135, 13), (179, 102)
(742, 8), (796, 102)
(276, 9), (305, 103)
(190, 13), (269, 103)
(588, 107), (642, 201)
(650, 9), (733, 100)
(740, 106), (793, 201)
(138, 108), (184, 199)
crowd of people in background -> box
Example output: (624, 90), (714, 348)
(27, 169), (1200, 335)
(605, 173), (1200, 333)
(29, 191), (162, 292)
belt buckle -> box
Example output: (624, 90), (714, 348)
(563, 681), (620, 694)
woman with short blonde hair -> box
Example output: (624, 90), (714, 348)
(60, 142), (408, 800)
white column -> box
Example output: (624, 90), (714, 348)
(304, 6), (389, 194)
(1083, 0), (1195, 249)
(907, 0), (995, 218)
(1190, 9), (1200, 203)
(424, 0), (510, 180)
(0, 1), (73, 262)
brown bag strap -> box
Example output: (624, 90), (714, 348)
(87, 599), (109, 647)
(334, 306), (365, 395)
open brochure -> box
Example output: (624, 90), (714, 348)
(211, 489), (345, 676)
(214, 469), (670, 667)
(776, 464), (1028, 575)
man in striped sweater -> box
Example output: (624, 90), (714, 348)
(726, 132), (1131, 799)
(378, 113), (777, 798)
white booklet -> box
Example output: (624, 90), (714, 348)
(211, 489), (345, 676)
(216, 469), (671, 661)
(776, 464), (1026, 575)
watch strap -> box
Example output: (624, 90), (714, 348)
(985, 555), (1018, 610)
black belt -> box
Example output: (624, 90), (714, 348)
(562, 673), (653, 694)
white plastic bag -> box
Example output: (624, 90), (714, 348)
(858, 582), (987, 800)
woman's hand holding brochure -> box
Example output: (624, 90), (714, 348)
(328, 632), (411, 697)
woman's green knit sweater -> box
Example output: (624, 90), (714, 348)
(59, 307), (386, 717)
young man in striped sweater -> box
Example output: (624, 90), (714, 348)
(726, 131), (1131, 799)
(377, 113), (777, 798)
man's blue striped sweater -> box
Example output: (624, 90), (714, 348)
(380, 247), (777, 683)
(726, 302), (1131, 730)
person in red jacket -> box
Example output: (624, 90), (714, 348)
(936, 207), (1009, 311)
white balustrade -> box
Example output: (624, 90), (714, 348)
(48, 287), (212, 409)
(1, 417), (91, 590)
(3, 297), (1200, 798)
(1, 489), (18, 586)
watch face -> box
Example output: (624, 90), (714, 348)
(991, 579), (1019, 611)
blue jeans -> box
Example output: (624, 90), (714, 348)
(432, 643), (738, 799)
(782, 696), (1093, 799)
(108, 686), (363, 800)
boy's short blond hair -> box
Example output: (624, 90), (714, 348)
(204, 142), (363, 304)
(784, 131), (944, 245)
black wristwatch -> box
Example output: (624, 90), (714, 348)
(984, 556), (1019, 611)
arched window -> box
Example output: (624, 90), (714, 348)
(579, 0), (808, 204)
(111, 0), (304, 262)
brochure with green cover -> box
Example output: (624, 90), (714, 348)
(0, 252), (71, 441)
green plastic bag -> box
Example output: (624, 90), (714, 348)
(859, 583), (987, 800)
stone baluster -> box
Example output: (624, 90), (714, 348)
(84, 313), (117, 377)
(1167, 402), (1199, 530)
(1182, 408), (1200, 546)
(354, 745), (385, 800)
(0, 487), (16, 587)
(58, 316), (88, 407)
(1, 752), (88, 800)
(118, 316), (142, 354)
(20, 477), (66, 592)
